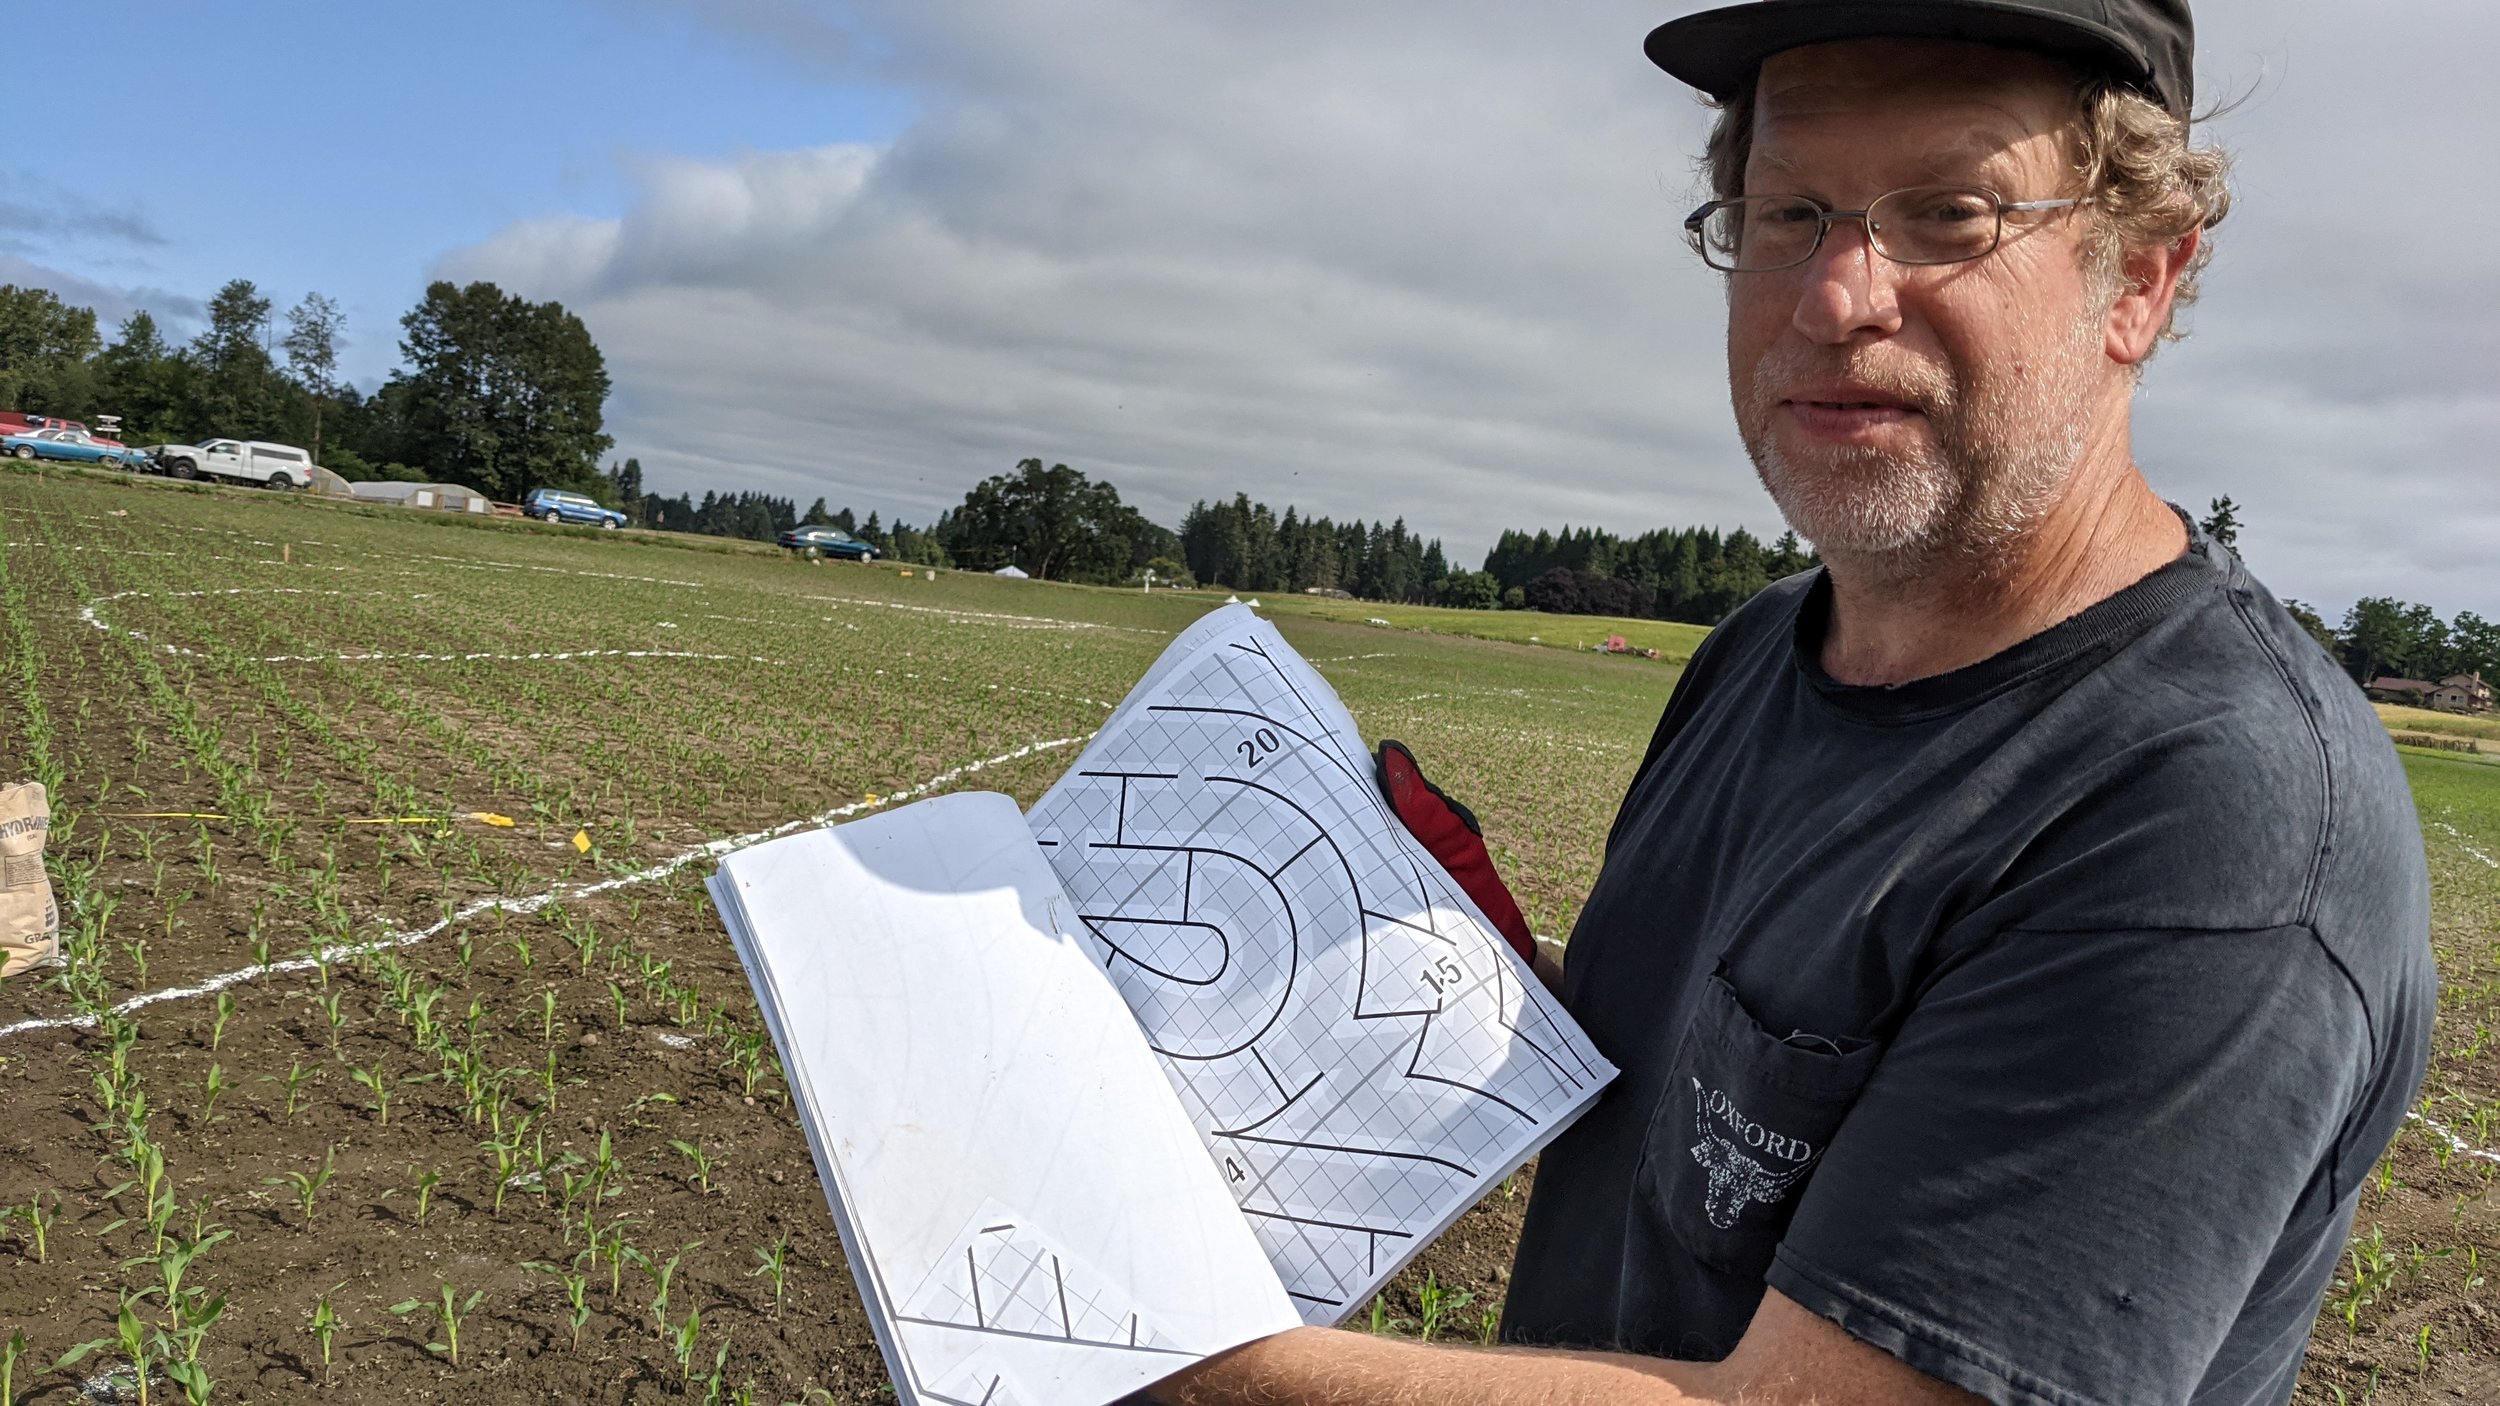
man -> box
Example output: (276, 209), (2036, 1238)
(1163, 2), (2435, 1403)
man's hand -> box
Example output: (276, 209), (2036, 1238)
(1374, 741), (1560, 989)
(1155, 1289), (1981, 1406)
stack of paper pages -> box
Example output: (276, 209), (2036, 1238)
(710, 605), (1616, 1406)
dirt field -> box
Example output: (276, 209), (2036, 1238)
(0, 466), (2492, 1403)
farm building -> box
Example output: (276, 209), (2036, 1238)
(2369, 673), (2495, 714)
(2433, 672), (2494, 714)
(305, 464), (356, 499)
(347, 480), (495, 515)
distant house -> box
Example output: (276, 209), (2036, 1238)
(2369, 673), (2494, 714)
(2431, 673), (2495, 714)
(2366, 677), (2437, 705)
(347, 480), (494, 515)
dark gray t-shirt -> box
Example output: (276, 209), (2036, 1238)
(1501, 528), (2435, 1406)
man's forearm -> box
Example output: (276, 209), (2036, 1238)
(1156, 1327), (1724, 1406)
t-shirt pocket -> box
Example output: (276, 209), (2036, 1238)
(1634, 967), (1885, 1280)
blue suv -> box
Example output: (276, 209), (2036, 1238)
(523, 488), (627, 529)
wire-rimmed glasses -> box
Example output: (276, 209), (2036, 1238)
(1683, 185), (2092, 272)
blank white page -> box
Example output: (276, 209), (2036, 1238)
(712, 792), (1300, 1406)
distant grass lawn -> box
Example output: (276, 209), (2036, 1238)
(2377, 702), (2500, 745)
(1257, 595), (1715, 665)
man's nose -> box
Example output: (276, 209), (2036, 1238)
(1789, 220), (1903, 345)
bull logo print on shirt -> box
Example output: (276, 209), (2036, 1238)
(1688, 1077), (1819, 1230)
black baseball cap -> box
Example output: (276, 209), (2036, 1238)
(1646, 0), (2195, 119)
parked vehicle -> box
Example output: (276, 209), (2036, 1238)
(0, 413), (90, 439)
(521, 487), (626, 529)
(143, 439), (314, 489)
(778, 525), (880, 560)
(2, 428), (146, 468)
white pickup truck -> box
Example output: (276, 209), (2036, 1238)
(145, 438), (315, 489)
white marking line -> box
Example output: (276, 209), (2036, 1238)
(78, 588), (784, 665)
(0, 734), (1092, 1039)
(2410, 1112), (2500, 1166)
(804, 595), (1164, 635)
(2428, 820), (2500, 871)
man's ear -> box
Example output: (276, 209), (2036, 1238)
(2105, 226), (2199, 366)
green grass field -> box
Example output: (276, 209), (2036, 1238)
(1259, 591), (1715, 665)
(0, 464), (2491, 1404)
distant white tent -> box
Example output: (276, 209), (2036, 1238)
(347, 480), (494, 514)
(993, 565), (1030, 579)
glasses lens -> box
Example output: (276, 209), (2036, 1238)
(1725, 196), (1822, 271)
(1869, 186), (2000, 264)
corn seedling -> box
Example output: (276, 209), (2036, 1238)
(262, 1058), (317, 1118)
(307, 1287), (341, 1383)
(748, 1233), (791, 1317)
(634, 1240), (702, 1339)
(16, 1191), (56, 1263)
(671, 1304), (704, 1381)
(528, 1262), (594, 1351)
(349, 1060), (421, 1125)
(390, 1282), (484, 1367)
(263, 1143), (338, 1226)
(1, 1329), (27, 1406)
(207, 991), (235, 1051)
(1414, 1269), (1473, 1342)
(197, 1063), (228, 1123)
(408, 1165), (443, 1226)
(671, 1138), (717, 1195)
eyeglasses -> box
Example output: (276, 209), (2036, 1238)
(1683, 185), (2092, 273)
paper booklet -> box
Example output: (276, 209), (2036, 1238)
(710, 605), (1617, 1406)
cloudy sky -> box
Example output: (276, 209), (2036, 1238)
(15, 0), (2495, 618)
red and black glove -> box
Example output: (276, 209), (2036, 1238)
(1375, 740), (1535, 965)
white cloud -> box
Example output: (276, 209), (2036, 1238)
(440, 0), (2500, 619)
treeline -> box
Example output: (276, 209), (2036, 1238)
(2322, 598), (2499, 687)
(0, 279), (612, 499)
(599, 457), (1147, 576)
(1177, 496), (1480, 606)
(1484, 524), (1819, 625)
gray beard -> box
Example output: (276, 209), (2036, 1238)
(1737, 313), (2105, 582)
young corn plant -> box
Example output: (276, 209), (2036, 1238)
(527, 1262), (594, 1351)
(390, 1283), (484, 1367)
(407, 1166), (443, 1227)
(263, 1143), (338, 1227)
(2, 1329), (29, 1406)
(670, 1305), (704, 1382)
(1414, 1270), (1473, 1343)
(262, 1059), (318, 1118)
(748, 1234), (791, 1318)
(307, 1288), (341, 1384)
(670, 1138), (717, 1195)
(196, 1063), (229, 1124)
(207, 991), (236, 1052)
(15, 1191), (56, 1264)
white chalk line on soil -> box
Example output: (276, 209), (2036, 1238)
(0, 734), (1092, 1039)
(2409, 1112), (2500, 1166)
(2427, 820), (2500, 871)
(78, 587), (787, 666)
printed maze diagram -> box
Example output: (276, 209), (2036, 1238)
(1029, 629), (1609, 1320)
(898, 1208), (1185, 1406)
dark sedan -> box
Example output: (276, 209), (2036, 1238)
(779, 526), (879, 560)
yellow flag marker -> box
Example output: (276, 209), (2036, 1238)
(572, 829), (592, 853)
(470, 812), (518, 828)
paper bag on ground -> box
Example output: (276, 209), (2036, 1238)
(0, 781), (58, 980)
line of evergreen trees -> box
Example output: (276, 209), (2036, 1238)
(1177, 495), (1483, 606)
